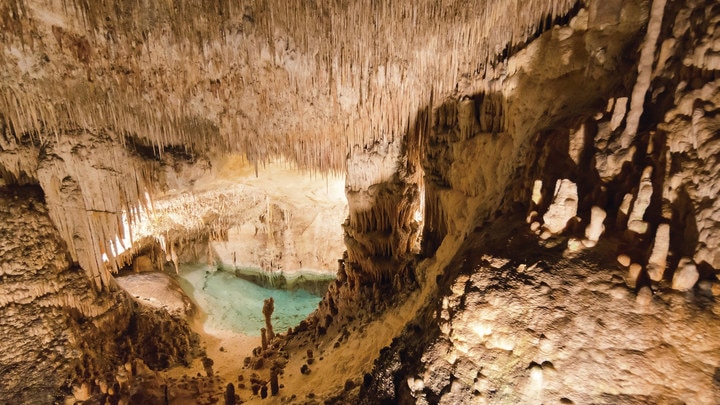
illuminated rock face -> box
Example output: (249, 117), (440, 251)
(0, 187), (199, 403)
(360, 0), (720, 402)
(0, 0), (581, 288)
(363, 227), (720, 404)
(0, 0), (720, 402)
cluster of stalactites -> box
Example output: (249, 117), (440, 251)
(1, 0), (580, 174)
(343, 138), (423, 285)
(0, 0), (582, 290)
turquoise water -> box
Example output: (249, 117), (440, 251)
(177, 264), (324, 336)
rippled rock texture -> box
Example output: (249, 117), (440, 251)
(362, 219), (720, 404)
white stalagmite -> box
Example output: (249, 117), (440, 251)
(542, 179), (578, 235)
(583, 206), (607, 247)
(531, 180), (544, 206)
(647, 223), (670, 281)
(627, 166), (654, 234)
(672, 257), (699, 291)
(617, 193), (635, 228)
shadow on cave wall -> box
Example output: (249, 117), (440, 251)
(352, 1), (720, 401)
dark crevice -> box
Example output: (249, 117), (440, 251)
(123, 134), (198, 163)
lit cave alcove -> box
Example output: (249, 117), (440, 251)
(2, 0), (720, 404)
(112, 157), (348, 338)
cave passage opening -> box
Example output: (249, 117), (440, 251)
(112, 157), (348, 342)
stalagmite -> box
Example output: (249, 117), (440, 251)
(526, 210), (539, 224)
(542, 179), (578, 235)
(531, 180), (543, 206)
(627, 166), (654, 234)
(72, 383), (92, 402)
(225, 383), (236, 405)
(616, 193), (634, 229)
(647, 223), (670, 281)
(202, 357), (214, 377)
(626, 263), (643, 289)
(263, 298), (275, 340)
(583, 206), (606, 247)
(636, 286), (653, 306)
(270, 369), (279, 396)
(672, 258), (699, 291)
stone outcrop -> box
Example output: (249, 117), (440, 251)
(0, 186), (199, 403)
(359, 0), (720, 403)
(362, 220), (720, 404)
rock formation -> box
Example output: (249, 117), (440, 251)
(1, 0), (719, 403)
(0, 187), (199, 403)
(542, 179), (579, 236)
(263, 297), (275, 341)
(362, 222), (720, 404)
(224, 383), (236, 405)
(359, 0), (720, 402)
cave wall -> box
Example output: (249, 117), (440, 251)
(320, 0), (648, 322)
(0, 0), (719, 401)
(360, 0), (720, 402)
(344, 139), (423, 285)
(117, 159), (348, 277)
(417, 0), (720, 284)
(422, 0), (648, 255)
(0, 186), (199, 403)
(0, 127), (209, 289)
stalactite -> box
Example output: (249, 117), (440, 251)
(620, 0), (667, 148)
(0, 0), (587, 290)
(2, 0), (581, 171)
